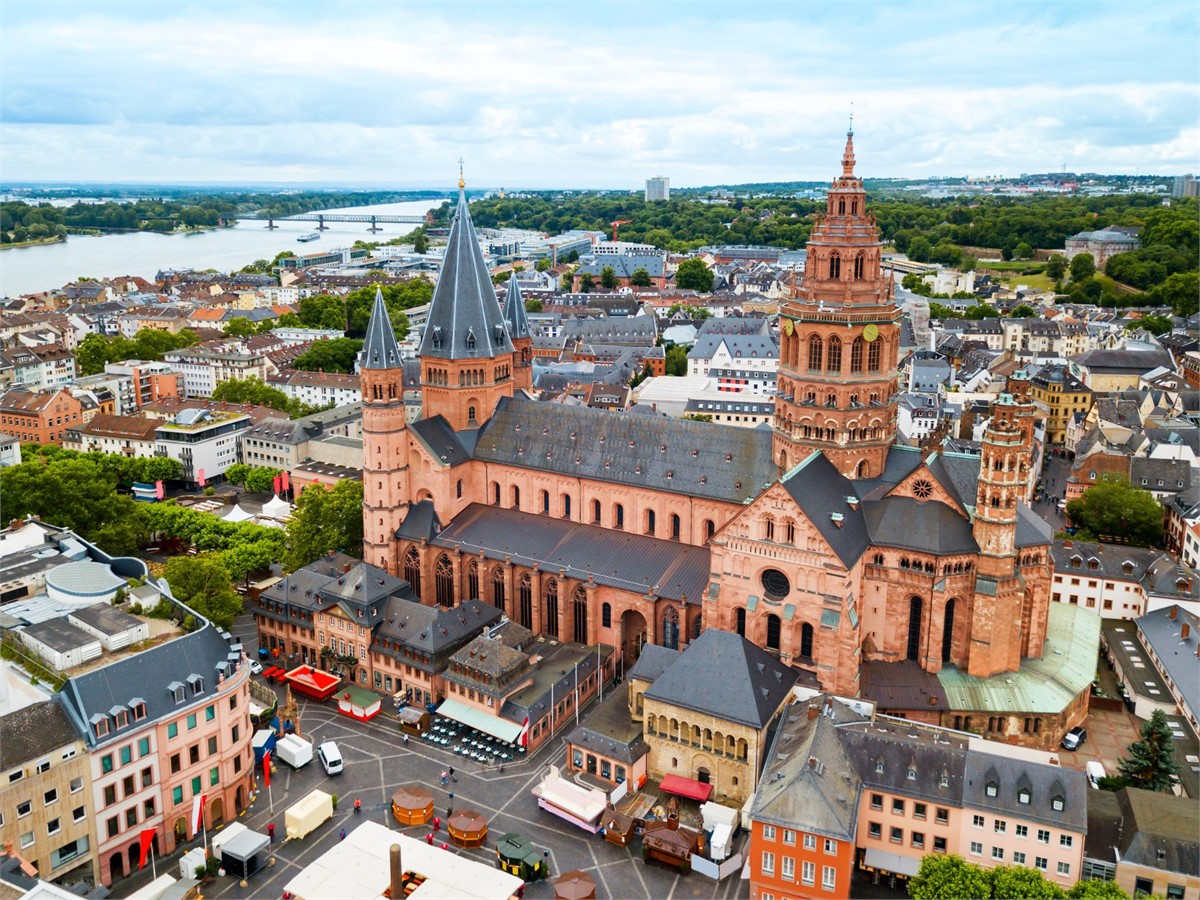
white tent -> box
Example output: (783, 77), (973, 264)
(261, 494), (292, 520)
(221, 504), (254, 523)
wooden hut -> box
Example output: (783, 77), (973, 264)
(447, 809), (488, 848)
(390, 785), (435, 826)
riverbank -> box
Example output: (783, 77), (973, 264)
(0, 235), (66, 250)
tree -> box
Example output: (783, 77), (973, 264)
(1065, 479), (1164, 547)
(1132, 314), (1173, 336)
(211, 377), (291, 411)
(907, 854), (993, 900)
(535, 257), (552, 272)
(965, 305), (1002, 319)
(161, 556), (242, 630)
(664, 344), (689, 376)
(990, 865), (1065, 899)
(674, 258), (714, 292)
(1070, 253), (1095, 282)
(1010, 304), (1038, 318)
(1046, 255), (1067, 279)
(1013, 242), (1035, 260)
(243, 467), (281, 494)
(683, 413), (713, 423)
(906, 236), (934, 262)
(412, 230), (429, 254)
(577, 272), (595, 293)
(224, 463), (252, 488)
(1067, 880), (1131, 900)
(283, 480), (364, 571)
(292, 338), (364, 374)
(600, 266), (619, 289)
(524, 298), (543, 313)
(630, 267), (653, 287)
(1149, 271), (1199, 317)
(222, 317), (257, 338)
(1117, 709), (1181, 792)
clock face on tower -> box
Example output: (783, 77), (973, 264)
(863, 323), (879, 342)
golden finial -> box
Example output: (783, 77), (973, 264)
(457, 157), (466, 190)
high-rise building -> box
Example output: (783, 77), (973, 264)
(1172, 174), (1195, 198)
(645, 176), (670, 201)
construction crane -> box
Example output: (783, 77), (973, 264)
(609, 219), (632, 242)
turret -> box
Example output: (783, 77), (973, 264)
(503, 274), (533, 392)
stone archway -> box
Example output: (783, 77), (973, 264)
(173, 816), (187, 847)
(619, 609), (647, 669)
(209, 796), (224, 828)
(109, 851), (125, 882)
(236, 785), (246, 814)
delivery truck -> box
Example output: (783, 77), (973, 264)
(285, 789), (334, 840)
(275, 734), (313, 769)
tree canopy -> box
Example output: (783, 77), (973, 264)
(210, 377), (329, 418)
(161, 556), (243, 630)
(1070, 253), (1096, 282)
(1117, 708), (1182, 793)
(674, 258), (714, 292)
(1065, 479), (1163, 547)
(283, 481), (364, 572)
(292, 338), (364, 374)
(908, 855), (994, 900)
(76, 328), (202, 376)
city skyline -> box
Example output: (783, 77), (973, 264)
(1, 0), (1198, 187)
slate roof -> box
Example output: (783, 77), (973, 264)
(1113, 787), (1200, 876)
(474, 395), (775, 504)
(375, 597), (501, 659)
(779, 453), (871, 567)
(418, 192), (514, 361)
(696, 316), (771, 337)
(863, 496), (979, 555)
(1074, 348), (1174, 374)
(431, 504), (709, 604)
(362, 287), (403, 369)
(0, 699), (79, 770)
(69, 603), (143, 636)
(751, 698), (864, 840)
(564, 691), (649, 765)
(686, 333), (779, 362)
(626, 644), (680, 684)
(409, 416), (474, 467)
(1135, 606), (1199, 719)
(838, 717), (968, 805)
(502, 275), (532, 341)
(395, 499), (442, 543)
(643, 629), (798, 729)
(962, 751), (1088, 831)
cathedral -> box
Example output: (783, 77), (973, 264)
(359, 134), (1093, 749)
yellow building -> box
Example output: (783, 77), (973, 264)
(1029, 363), (1092, 446)
(629, 630), (797, 807)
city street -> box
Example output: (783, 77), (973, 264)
(1032, 451), (1072, 533)
(118, 614), (750, 900)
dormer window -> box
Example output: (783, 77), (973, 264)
(113, 708), (128, 729)
(130, 700), (147, 721)
(939, 774), (949, 788)
(187, 675), (204, 696)
(465, 328), (476, 351)
(168, 682), (186, 703)
(906, 767), (917, 780)
(875, 760), (885, 774)
(90, 714), (109, 738)
(985, 782), (998, 798)
(431, 326), (443, 349)
(1051, 796), (1065, 812)
(1018, 789), (1030, 804)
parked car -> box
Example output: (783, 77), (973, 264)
(317, 741), (343, 776)
(1062, 726), (1087, 750)
(249, 660), (263, 675)
(1085, 760), (1106, 789)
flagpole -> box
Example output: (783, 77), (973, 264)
(574, 664), (579, 726)
(150, 843), (157, 881)
(597, 642), (603, 703)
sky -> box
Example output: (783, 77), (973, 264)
(2, 0), (1198, 188)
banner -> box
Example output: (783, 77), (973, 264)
(281, 471), (290, 492)
(273, 475), (282, 494)
(197, 468), (207, 487)
(519, 716), (530, 748)
(190, 793), (207, 835)
(155, 480), (165, 499)
(138, 828), (156, 868)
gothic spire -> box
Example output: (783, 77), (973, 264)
(841, 129), (856, 178)
(417, 187), (515, 361)
(503, 273), (531, 340)
(361, 287), (401, 369)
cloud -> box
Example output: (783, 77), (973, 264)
(1, 0), (1197, 185)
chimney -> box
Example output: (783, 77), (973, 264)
(1182, 623), (1191, 641)
(807, 704), (820, 720)
(343, 563), (352, 574)
(389, 843), (403, 898)
(1170, 607), (1178, 620)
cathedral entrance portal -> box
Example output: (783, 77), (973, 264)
(619, 609), (647, 671)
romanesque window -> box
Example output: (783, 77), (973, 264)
(563, 494), (572, 520)
(492, 482), (501, 505)
(808, 335), (823, 372)
(518, 575), (533, 629)
(614, 504), (625, 530)
(645, 509), (656, 536)
(829, 252), (841, 279)
(800, 623), (814, 659)
(765, 518), (775, 541)
(511, 485), (521, 508)
(942, 600), (956, 663)
(766, 614), (781, 651)
(404, 547), (421, 596)
(540, 490), (550, 514)
(850, 337), (864, 373)
(456, 480), (463, 499)
(434, 554), (454, 608)
(670, 514), (681, 540)
(907, 596), (923, 662)
(592, 499), (602, 524)
(544, 578), (559, 638)
(838, 199), (846, 215)
(467, 405), (477, 423)
(693, 614), (702, 639)
(602, 602), (611, 628)
(573, 586), (588, 644)
(735, 607), (746, 637)
(826, 337), (842, 373)
(704, 520), (715, 540)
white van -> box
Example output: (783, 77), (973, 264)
(317, 741), (343, 776)
(1085, 760), (1105, 789)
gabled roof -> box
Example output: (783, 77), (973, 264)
(644, 629), (798, 729)
(779, 454), (870, 567)
(361, 287), (402, 369)
(502, 275), (532, 341)
(418, 191), (514, 361)
(962, 749), (1087, 831)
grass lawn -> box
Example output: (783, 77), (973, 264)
(1000, 272), (1056, 291)
(975, 259), (1047, 273)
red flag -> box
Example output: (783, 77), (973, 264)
(519, 716), (530, 747)
(190, 793), (207, 835)
(262, 751), (271, 789)
(281, 471), (290, 492)
(273, 475), (282, 494)
(155, 480), (165, 499)
(138, 828), (156, 868)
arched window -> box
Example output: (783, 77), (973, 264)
(853, 252), (865, 279)
(693, 614), (702, 639)
(766, 614), (781, 651)
(404, 546), (421, 596)
(808, 335), (823, 372)
(705, 519), (715, 540)
(800, 623), (814, 659)
(492, 567), (505, 609)
(492, 482), (501, 505)
(434, 554), (454, 608)
(850, 337), (864, 373)
(573, 586), (588, 644)
(544, 578), (559, 638)
(456, 479), (463, 499)
(826, 336), (842, 373)
(670, 514), (681, 540)
(907, 596), (923, 662)
(467, 560), (479, 600)
(511, 485), (520, 508)
(785, 521), (796, 543)
(829, 252), (841, 279)
(868, 338), (881, 372)
(540, 490), (550, 514)
(645, 509), (656, 536)
(942, 600), (956, 663)
(662, 607), (679, 651)
(614, 504), (624, 530)
(467, 405), (477, 423)
(735, 607), (746, 637)
(838, 199), (846, 215)
(563, 494), (572, 520)
(518, 575), (533, 629)
(601, 602), (611, 628)
(592, 499), (601, 524)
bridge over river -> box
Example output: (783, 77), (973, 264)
(244, 211), (431, 231)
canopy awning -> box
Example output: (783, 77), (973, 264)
(863, 848), (921, 878)
(436, 697), (522, 743)
(220, 829), (269, 862)
(659, 774), (713, 803)
(222, 503), (254, 523)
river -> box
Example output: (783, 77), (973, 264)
(0, 198), (448, 298)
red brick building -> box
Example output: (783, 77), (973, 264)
(0, 387), (84, 444)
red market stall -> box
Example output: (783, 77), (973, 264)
(336, 686), (382, 723)
(283, 666), (341, 702)
(659, 774), (713, 803)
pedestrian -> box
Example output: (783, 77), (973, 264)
(440, 770), (448, 786)
(354, 798), (361, 815)
(403, 733), (409, 745)
(448, 791), (455, 801)
(339, 828), (346, 841)
(447, 805), (453, 817)
(448, 765), (457, 783)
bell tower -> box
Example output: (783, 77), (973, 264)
(418, 170), (517, 431)
(774, 129), (901, 479)
(360, 288), (409, 572)
(503, 274), (534, 392)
